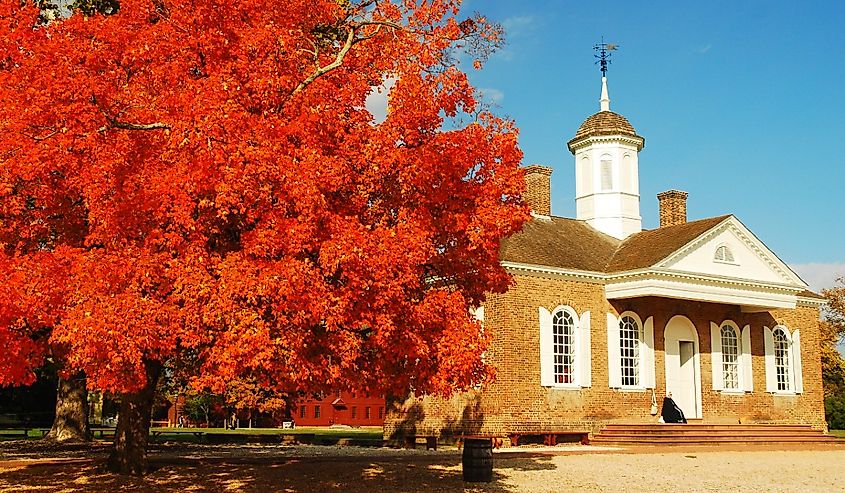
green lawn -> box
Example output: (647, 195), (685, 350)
(1, 426), (383, 441)
(830, 429), (845, 438)
(151, 426), (382, 438)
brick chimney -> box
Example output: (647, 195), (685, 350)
(524, 165), (553, 216)
(657, 190), (688, 227)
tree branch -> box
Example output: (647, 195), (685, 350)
(21, 128), (58, 141)
(92, 96), (170, 132)
(290, 27), (356, 98)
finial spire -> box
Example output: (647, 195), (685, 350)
(594, 38), (618, 112)
(600, 76), (610, 111)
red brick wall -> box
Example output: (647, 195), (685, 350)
(657, 190), (688, 227)
(384, 273), (825, 440)
(295, 392), (386, 427)
(523, 165), (552, 216)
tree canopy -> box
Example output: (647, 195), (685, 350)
(822, 278), (845, 394)
(0, 0), (527, 402)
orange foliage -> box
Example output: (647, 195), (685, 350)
(0, 0), (528, 399)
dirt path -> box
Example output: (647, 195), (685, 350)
(2, 443), (845, 492)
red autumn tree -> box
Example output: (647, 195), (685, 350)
(0, 0), (528, 474)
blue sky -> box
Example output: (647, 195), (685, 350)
(456, 0), (845, 293)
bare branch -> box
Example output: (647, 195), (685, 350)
(355, 19), (402, 30)
(91, 96), (170, 132)
(21, 127), (58, 141)
(290, 27), (356, 97)
(110, 121), (170, 131)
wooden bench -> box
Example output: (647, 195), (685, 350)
(507, 431), (590, 446)
(0, 428), (30, 438)
(149, 430), (206, 440)
(403, 435), (438, 451)
(456, 435), (505, 449)
(90, 427), (116, 439)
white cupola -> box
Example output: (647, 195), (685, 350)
(566, 76), (645, 240)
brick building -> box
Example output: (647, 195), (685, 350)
(385, 73), (827, 440)
(294, 392), (386, 427)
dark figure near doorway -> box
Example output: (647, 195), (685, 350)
(661, 396), (687, 423)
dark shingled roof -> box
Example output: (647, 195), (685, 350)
(500, 217), (619, 273)
(572, 111), (640, 140)
(605, 215), (731, 272)
(501, 215), (733, 274)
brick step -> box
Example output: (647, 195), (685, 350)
(595, 432), (830, 439)
(592, 433), (836, 441)
(599, 427), (814, 434)
(601, 424), (814, 431)
(590, 423), (839, 447)
(591, 437), (841, 446)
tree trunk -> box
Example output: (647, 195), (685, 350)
(42, 372), (90, 443)
(107, 360), (162, 475)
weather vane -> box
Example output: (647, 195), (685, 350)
(594, 38), (619, 77)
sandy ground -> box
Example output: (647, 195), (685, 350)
(1, 441), (845, 492)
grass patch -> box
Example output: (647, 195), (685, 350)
(151, 426), (381, 438)
(830, 429), (845, 438)
(147, 426), (383, 443)
(2, 426), (384, 442)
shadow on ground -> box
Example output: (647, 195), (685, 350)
(0, 453), (559, 492)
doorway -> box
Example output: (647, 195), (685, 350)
(664, 316), (702, 419)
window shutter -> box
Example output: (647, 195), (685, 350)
(580, 311), (591, 388)
(607, 313), (621, 388)
(643, 316), (655, 388)
(710, 322), (723, 391)
(741, 325), (753, 392)
(764, 326), (776, 392)
(539, 307), (553, 387)
(792, 329), (803, 394)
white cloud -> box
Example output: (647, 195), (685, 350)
(789, 262), (845, 293)
(699, 44), (712, 54)
(502, 15), (536, 38)
(365, 77), (397, 124)
(493, 15), (537, 62)
(478, 87), (504, 104)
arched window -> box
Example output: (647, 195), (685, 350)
(714, 245), (735, 263)
(553, 310), (576, 384)
(764, 325), (803, 394)
(619, 315), (641, 387)
(720, 325), (739, 390)
(773, 327), (791, 392)
(539, 306), (591, 389)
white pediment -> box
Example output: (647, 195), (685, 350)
(658, 216), (806, 288)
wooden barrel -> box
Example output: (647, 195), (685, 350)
(462, 438), (493, 482)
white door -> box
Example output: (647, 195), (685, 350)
(664, 316), (702, 419)
(676, 341), (697, 417)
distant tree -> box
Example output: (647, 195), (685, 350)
(223, 376), (288, 428)
(820, 320), (845, 395)
(822, 278), (845, 429)
(822, 278), (845, 394)
(0, 0), (527, 475)
(181, 392), (221, 428)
